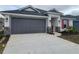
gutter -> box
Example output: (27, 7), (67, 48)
(0, 12), (48, 19)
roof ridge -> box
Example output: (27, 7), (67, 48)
(18, 5), (41, 13)
(48, 8), (62, 13)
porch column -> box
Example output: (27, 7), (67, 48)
(47, 15), (52, 33)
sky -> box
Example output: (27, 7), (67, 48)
(0, 5), (79, 15)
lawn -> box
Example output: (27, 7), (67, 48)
(59, 34), (79, 44)
(0, 31), (10, 54)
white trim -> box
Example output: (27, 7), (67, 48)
(9, 16), (11, 35)
(1, 12), (48, 19)
(2, 13), (48, 34)
(0, 14), (5, 19)
(47, 12), (63, 15)
(4, 15), (9, 27)
(46, 18), (48, 33)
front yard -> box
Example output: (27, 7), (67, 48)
(59, 27), (79, 44)
(0, 35), (10, 54)
(0, 31), (10, 54)
(59, 32), (79, 44)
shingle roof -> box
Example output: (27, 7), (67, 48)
(61, 15), (76, 18)
(0, 6), (47, 16)
(48, 8), (62, 14)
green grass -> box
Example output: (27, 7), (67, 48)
(59, 35), (79, 44)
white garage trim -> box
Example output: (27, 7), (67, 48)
(4, 15), (48, 35)
(0, 12), (48, 19)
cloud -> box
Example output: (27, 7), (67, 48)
(0, 5), (24, 11)
(34, 5), (79, 15)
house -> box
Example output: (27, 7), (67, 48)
(0, 5), (77, 35)
(0, 5), (48, 35)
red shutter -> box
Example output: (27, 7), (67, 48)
(67, 20), (69, 27)
(62, 20), (64, 29)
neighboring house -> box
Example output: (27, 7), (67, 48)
(60, 15), (76, 31)
(0, 5), (78, 35)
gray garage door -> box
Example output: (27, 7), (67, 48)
(11, 17), (46, 34)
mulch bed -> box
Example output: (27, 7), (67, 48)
(59, 32), (79, 44)
(0, 35), (10, 54)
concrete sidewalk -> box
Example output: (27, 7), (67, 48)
(3, 33), (79, 54)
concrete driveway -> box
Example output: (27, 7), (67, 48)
(3, 33), (79, 54)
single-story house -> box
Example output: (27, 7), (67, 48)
(0, 5), (77, 35)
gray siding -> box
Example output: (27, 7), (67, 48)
(11, 17), (46, 34)
(73, 21), (79, 32)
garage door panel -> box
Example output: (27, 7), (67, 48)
(11, 18), (46, 34)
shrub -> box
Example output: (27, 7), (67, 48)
(0, 31), (4, 40)
(61, 27), (78, 35)
(67, 27), (78, 33)
(0, 31), (4, 35)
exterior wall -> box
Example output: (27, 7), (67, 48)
(73, 20), (79, 32)
(56, 16), (61, 32)
(4, 15), (11, 35)
(47, 14), (52, 33)
(4, 15), (10, 27)
(48, 14), (52, 27)
(60, 19), (64, 32)
(69, 20), (73, 27)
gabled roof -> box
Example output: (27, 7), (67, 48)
(0, 5), (47, 16)
(48, 8), (62, 14)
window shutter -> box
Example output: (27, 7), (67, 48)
(67, 20), (69, 27)
(62, 20), (64, 29)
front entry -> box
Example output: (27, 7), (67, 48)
(51, 18), (57, 33)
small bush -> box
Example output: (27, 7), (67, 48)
(0, 31), (4, 34)
(67, 27), (78, 33)
(0, 31), (4, 40)
(61, 27), (78, 35)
